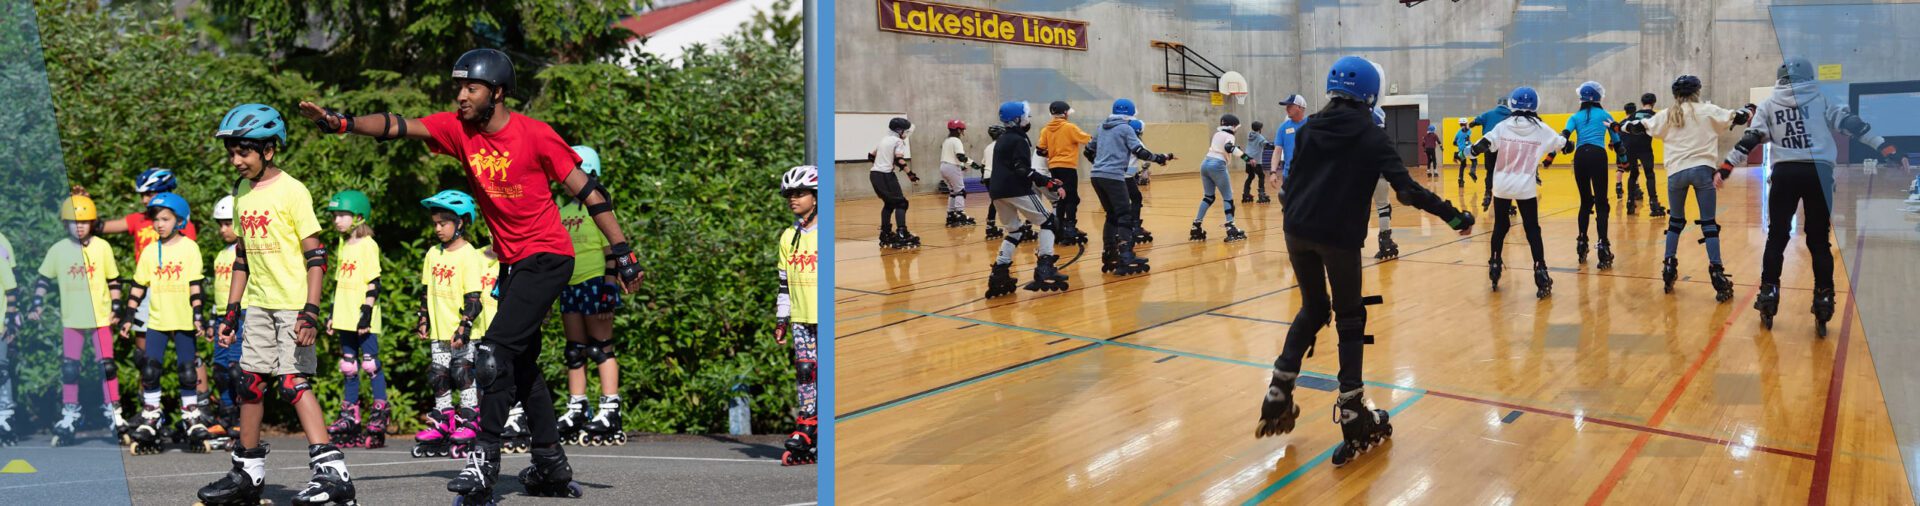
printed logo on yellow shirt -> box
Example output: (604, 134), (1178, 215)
(341, 260), (361, 280)
(481, 270), (497, 292)
(787, 250), (817, 273)
(153, 262), (186, 281)
(563, 215), (585, 232)
(470, 148), (523, 199)
(239, 210), (275, 238)
(215, 263), (233, 278)
(432, 264), (461, 286)
(68, 262), (96, 279)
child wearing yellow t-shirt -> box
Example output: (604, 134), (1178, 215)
(31, 187), (124, 446)
(553, 145), (625, 447)
(411, 190), (486, 459)
(119, 193), (209, 454)
(319, 189), (390, 449)
(201, 104), (354, 504)
(775, 166), (820, 465)
(206, 195), (242, 444)
(0, 229), (16, 445)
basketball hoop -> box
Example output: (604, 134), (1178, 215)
(1219, 71), (1249, 106)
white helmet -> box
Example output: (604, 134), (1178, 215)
(781, 165), (818, 194)
(213, 195), (236, 220)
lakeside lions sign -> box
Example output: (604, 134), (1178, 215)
(876, 0), (1089, 51)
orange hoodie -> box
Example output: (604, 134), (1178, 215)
(1037, 117), (1093, 169)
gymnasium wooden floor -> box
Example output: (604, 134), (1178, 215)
(832, 163), (1917, 505)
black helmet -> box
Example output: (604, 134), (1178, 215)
(1220, 114), (1240, 127)
(452, 48), (514, 91)
(1671, 75), (1701, 98)
(888, 117), (912, 133)
(1049, 101), (1071, 116)
(987, 124), (1005, 140)
(1779, 57), (1816, 85)
(1640, 93), (1657, 106)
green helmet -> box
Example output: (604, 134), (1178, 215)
(327, 189), (372, 219)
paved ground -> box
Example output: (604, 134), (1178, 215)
(1, 431), (816, 505)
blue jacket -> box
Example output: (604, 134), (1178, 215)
(1087, 115), (1167, 180)
(1472, 105), (1512, 137)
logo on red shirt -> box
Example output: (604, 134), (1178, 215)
(469, 148), (524, 199)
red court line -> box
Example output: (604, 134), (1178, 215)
(1586, 288), (1756, 505)
(1809, 173), (1876, 505)
(1425, 389), (1814, 461)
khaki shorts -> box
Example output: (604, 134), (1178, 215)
(240, 308), (318, 376)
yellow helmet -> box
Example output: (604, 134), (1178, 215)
(60, 194), (98, 221)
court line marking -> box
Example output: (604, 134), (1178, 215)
(1239, 391), (1427, 505)
(1585, 287), (1758, 505)
(1203, 312), (1294, 326)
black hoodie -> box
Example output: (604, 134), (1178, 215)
(989, 124), (1052, 199)
(1282, 104), (1468, 249)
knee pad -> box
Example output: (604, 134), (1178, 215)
(338, 357), (360, 377)
(587, 340), (616, 366)
(178, 362), (198, 391)
(100, 359), (118, 380)
(429, 362), (452, 396)
(1038, 215), (1058, 233)
(236, 370), (267, 404)
(1292, 304), (1332, 330)
(138, 359), (162, 390)
(451, 357), (475, 389)
(949, 190), (965, 198)
(1697, 219), (1720, 239)
(796, 360), (816, 385)
(1202, 196), (1216, 206)
(1335, 315), (1372, 345)
(1376, 204), (1392, 217)
(276, 374), (311, 404)
(211, 363), (232, 393)
(564, 342), (590, 369)
(1666, 216), (1687, 235)
(474, 342), (502, 390)
(61, 359), (80, 384)
(359, 357), (378, 375)
(897, 198), (911, 209)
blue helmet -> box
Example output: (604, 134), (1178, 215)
(1779, 57), (1816, 85)
(998, 101), (1031, 125)
(135, 168), (177, 193)
(1428, 124), (1437, 133)
(572, 145), (602, 177)
(1326, 56), (1382, 106)
(1509, 86), (1539, 112)
(421, 189), (479, 223)
(1111, 98), (1136, 117)
(1577, 81), (1604, 103)
(215, 103), (288, 145)
(145, 192), (191, 230)
(1128, 119), (1144, 134)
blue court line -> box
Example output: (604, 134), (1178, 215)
(1240, 391), (1428, 506)
(1502, 410), (1524, 424)
(836, 344), (1101, 422)
(1205, 312), (1295, 326)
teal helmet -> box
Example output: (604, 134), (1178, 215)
(572, 145), (601, 177)
(421, 189), (478, 223)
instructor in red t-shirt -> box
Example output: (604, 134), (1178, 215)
(296, 48), (643, 497)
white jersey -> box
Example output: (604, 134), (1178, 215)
(1205, 129), (1239, 161)
(940, 137), (967, 166)
(870, 135), (910, 173)
(1743, 82), (1883, 166)
(981, 141), (996, 178)
(1483, 116), (1567, 201)
(1636, 101), (1739, 175)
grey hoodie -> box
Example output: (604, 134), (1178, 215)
(1089, 115), (1148, 180)
(1734, 82), (1885, 166)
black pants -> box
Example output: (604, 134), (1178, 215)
(1050, 168), (1080, 229)
(1491, 197), (1544, 263)
(1272, 234), (1368, 393)
(1242, 165), (1266, 196)
(1091, 177), (1138, 252)
(983, 178), (997, 225)
(870, 171), (909, 233)
(1128, 176), (1146, 236)
(1482, 151), (1499, 197)
(1760, 162), (1835, 289)
(477, 253), (574, 449)
(1424, 147), (1437, 172)
(1625, 142), (1659, 205)
(1573, 144), (1610, 241)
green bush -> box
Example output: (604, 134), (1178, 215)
(15, 1), (803, 435)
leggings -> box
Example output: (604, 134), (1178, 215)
(1271, 234), (1368, 392)
(431, 340), (476, 411)
(983, 179), (997, 226)
(143, 329), (197, 400)
(1127, 175), (1145, 236)
(1242, 165), (1266, 196)
(790, 322), (817, 421)
(1091, 177), (1139, 252)
(1625, 142), (1660, 205)
(1424, 147), (1438, 173)
(1573, 144), (1610, 241)
(869, 171), (909, 234)
(1194, 159), (1236, 225)
(337, 332), (388, 404)
(1050, 168), (1081, 229)
(1664, 166), (1722, 263)
(61, 327), (118, 405)
(1760, 161), (1836, 289)
(1491, 197), (1544, 263)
